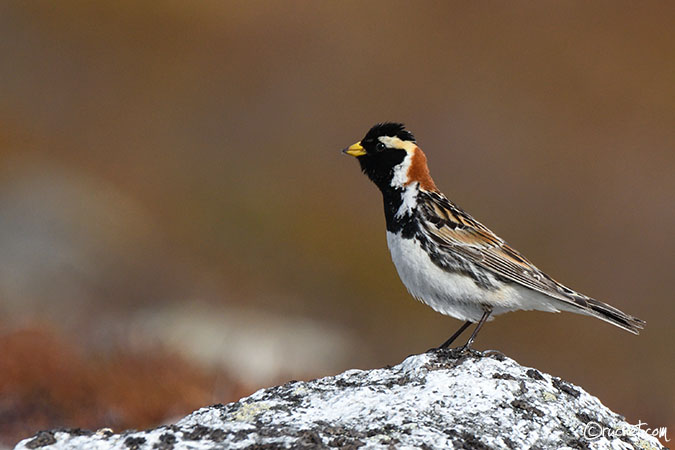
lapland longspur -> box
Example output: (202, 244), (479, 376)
(343, 122), (645, 349)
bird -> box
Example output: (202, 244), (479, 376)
(342, 122), (645, 350)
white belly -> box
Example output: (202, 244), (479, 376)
(385, 232), (558, 322)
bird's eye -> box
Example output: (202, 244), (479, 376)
(375, 142), (386, 152)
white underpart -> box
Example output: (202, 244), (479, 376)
(386, 232), (562, 322)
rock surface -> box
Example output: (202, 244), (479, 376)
(14, 349), (665, 450)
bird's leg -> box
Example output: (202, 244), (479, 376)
(438, 320), (472, 349)
(459, 308), (492, 351)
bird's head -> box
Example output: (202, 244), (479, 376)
(343, 122), (437, 192)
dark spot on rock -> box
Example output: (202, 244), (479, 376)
(254, 422), (289, 439)
(160, 434), (176, 443)
(492, 373), (516, 381)
(334, 378), (362, 388)
(314, 420), (367, 450)
(317, 422), (366, 439)
(484, 350), (507, 361)
(518, 380), (528, 396)
(379, 436), (400, 445)
(124, 436), (147, 450)
(383, 375), (415, 388)
(444, 428), (460, 438)
(445, 429), (491, 450)
(445, 430), (492, 450)
(510, 399), (544, 418)
(327, 437), (342, 448)
(575, 411), (593, 424)
(53, 428), (93, 437)
(183, 425), (212, 440)
(327, 435), (366, 448)
(25, 431), (56, 449)
(526, 369), (545, 381)
(241, 444), (288, 450)
(294, 430), (326, 449)
(552, 378), (580, 398)
(618, 433), (633, 444)
(314, 421), (371, 447)
(153, 433), (176, 450)
(230, 428), (254, 441)
(223, 401), (243, 416)
(259, 385), (305, 405)
(424, 348), (479, 371)
(210, 429), (227, 442)
(565, 438), (591, 450)
(502, 436), (518, 449)
(363, 423), (406, 439)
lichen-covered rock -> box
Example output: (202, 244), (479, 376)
(14, 349), (665, 450)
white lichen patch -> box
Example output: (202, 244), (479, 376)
(230, 401), (273, 422)
(542, 391), (558, 401)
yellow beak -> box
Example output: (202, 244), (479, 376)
(342, 141), (366, 157)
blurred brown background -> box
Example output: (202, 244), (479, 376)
(0, 1), (673, 446)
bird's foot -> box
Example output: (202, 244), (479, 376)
(428, 345), (483, 360)
(454, 345), (484, 357)
(456, 344), (474, 354)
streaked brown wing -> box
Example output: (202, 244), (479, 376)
(417, 190), (582, 304)
(415, 189), (645, 334)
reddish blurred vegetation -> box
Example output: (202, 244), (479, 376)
(0, 326), (247, 446)
(0, 1), (673, 446)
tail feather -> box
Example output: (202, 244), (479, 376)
(577, 296), (646, 335)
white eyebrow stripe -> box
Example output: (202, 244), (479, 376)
(378, 136), (417, 153)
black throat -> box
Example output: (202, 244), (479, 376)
(357, 148), (406, 191)
(357, 148), (418, 238)
(380, 187), (418, 238)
